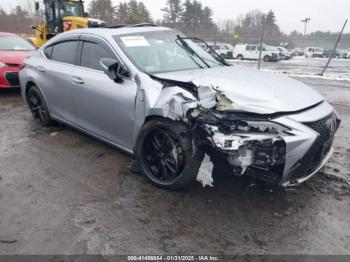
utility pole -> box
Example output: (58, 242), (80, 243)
(258, 15), (265, 70)
(301, 18), (311, 36)
(320, 19), (348, 76)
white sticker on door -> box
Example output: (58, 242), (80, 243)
(121, 36), (150, 47)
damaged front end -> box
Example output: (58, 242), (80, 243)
(149, 75), (291, 186)
(189, 109), (288, 185)
(148, 74), (339, 187)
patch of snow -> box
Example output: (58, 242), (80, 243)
(196, 154), (214, 187)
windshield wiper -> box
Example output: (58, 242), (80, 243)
(191, 38), (231, 66)
(176, 35), (210, 68)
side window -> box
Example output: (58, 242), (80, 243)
(245, 45), (250, 51)
(44, 46), (53, 59)
(251, 46), (257, 51)
(80, 41), (112, 71)
(50, 41), (79, 64)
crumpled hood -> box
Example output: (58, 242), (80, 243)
(154, 66), (324, 114)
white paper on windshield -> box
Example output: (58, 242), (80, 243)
(121, 36), (150, 47)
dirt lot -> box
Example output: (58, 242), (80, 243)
(0, 75), (350, 255)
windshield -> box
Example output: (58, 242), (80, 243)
(114, 30), (226, 74)
(0, 35), (34, 51)
(60, 1), (83, 17)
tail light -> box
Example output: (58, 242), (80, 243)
(63, 21), (72, 31)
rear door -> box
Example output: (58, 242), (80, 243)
(72, 35), (137, 151)
(39, 35), (80, 124)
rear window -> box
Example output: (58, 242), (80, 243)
(49, 41), (79, 64)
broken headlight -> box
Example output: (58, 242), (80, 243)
(207, 119), (287, 170)
(216, 118), (290, 135)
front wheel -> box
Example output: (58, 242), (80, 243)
(27, 85), (53, 126)
(135, 119), (204, 190)
(220, 53), (227, 59)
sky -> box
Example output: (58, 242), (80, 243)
(2, 0), (350, 34)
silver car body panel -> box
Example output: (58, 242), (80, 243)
(19, 27), (340, 186)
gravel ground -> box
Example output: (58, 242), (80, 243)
(0, 73), (349, 255)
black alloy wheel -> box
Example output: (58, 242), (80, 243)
(135, 119), (205, 190)
(143, 128), (185, 184)
(27, 85), (53, 126)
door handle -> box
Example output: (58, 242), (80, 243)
(36, 66), (46, 72)
(71, 76), (84, 85)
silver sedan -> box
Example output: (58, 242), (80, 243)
(19, 25), (340, 190)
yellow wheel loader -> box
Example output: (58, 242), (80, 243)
(32, 0), (106, 47)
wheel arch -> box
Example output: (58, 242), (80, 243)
(23, 81), (50, 113)
(24, 80), (37, 98)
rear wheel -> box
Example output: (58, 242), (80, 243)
(263, 55), (271, 62)
(135, 119), (204, 190)
(237, 54), (244, 60)
(27, 85), (53, 126)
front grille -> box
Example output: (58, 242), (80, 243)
(289, 113), (337, 181)
(5, 72), (20, 87)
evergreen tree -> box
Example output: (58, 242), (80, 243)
(115, 2), (128, 24)
(88, 0), (116, 25)
(138, 2), (152, 23)
(161, 0), (183, 24)
(126, 0), (152, 24)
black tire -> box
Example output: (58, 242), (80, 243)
(263, 55), (270, 62)
(220, 53), (227, 59)
(237, 54), (244, 60)
(135, 118), (204, 190)
(26, 85), (53, 127)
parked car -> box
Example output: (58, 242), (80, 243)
(222, 43), (235, 58)
(277, 46), (293, 60)
(0, 32), (34, 89)
(207, 42), (233, 59)
(337, 49), (349, 59)
(323, 49), (340, 58)
(20, 26), (340, 189)
(233, 44), (280, 62)
(291, 48), (304, 56)
(304, 47), (324, 58)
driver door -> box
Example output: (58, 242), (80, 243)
(72, 35), (137, 151)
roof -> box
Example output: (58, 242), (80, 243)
(60, 25), (173, 38)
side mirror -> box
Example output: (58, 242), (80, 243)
(100, 58), (130, 83)
(35, 1), (40, 11)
